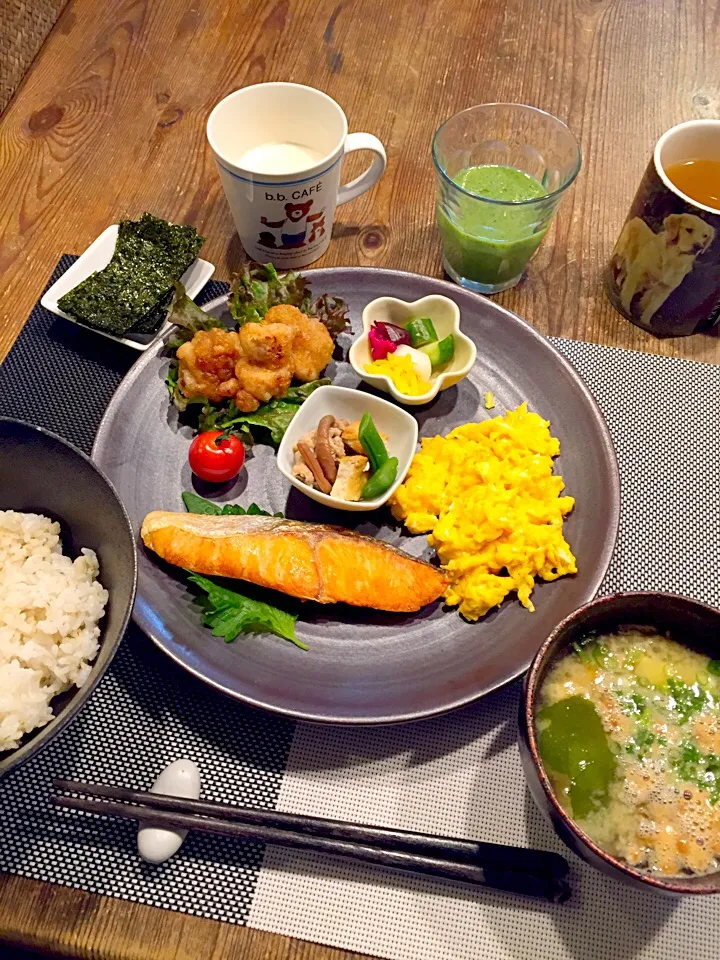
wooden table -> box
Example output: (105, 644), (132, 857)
(0, 0), (717, 956)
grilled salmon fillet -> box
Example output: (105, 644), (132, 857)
(141, 511), (447, 613)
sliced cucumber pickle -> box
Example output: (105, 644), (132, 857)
(419, 334), (455, 368)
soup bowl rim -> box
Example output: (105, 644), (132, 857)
(521, 590), (720, 895)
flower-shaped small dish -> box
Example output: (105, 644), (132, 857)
(40, 224), (215, 352)
(277, 385), (418, 512)
(348, 294), (476, 406)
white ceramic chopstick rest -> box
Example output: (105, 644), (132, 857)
(137, 759), (201, 864)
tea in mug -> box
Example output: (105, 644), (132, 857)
(605, 119), (720, 336)
(664, 159), (720, 211)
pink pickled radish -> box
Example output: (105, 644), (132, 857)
(375, 322), (411, 346)
(369, 325), (398, 360)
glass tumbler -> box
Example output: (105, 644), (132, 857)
(432, 104), (581, 293)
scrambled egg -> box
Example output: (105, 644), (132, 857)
(483, 392), (495, 410)
(390, 403), (577, 621)
(365, 354), (431, 396)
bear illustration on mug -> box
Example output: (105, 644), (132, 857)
(258, 200), (326, 251)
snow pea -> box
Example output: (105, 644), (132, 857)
(361, 457), (398, 500)
(358, 412), (389, 472)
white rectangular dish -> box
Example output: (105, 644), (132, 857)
(40, 224), (215, 352)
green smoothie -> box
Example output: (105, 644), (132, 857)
(437, 164), (550, 289)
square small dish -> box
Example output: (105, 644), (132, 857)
(40, 224), (215, 352)
(348, 294), (476, 405)
(277, 385), (418, 512)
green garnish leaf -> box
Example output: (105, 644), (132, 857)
(58, 213), (204, 336)
(310, 292), (352, 340)
(166, 281), (225, 347)
(228, 262), (349, 339)
(165, 359), (180, 401)
(196, 379), (330, 444)
(280, 380), (331, 403)
(181, 491), (282, 517)
(187, 573), (306, 649)
(182, 491), (225, 515)
(708, 660), (720, 676)
(229, 262), (303, 324)
(218, 403), (301, 446)
(246, 503), (276, 515)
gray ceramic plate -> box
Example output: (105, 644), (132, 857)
(93, 268), (620, 724)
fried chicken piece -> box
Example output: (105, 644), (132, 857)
(176, 328), (242, 402)
(263, 304), (334, 382)
(176, 305), (333, 413)
(233, 322), (294, 412)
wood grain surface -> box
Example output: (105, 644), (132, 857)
(0, 0), (718, 957)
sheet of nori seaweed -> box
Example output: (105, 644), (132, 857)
(57, 213), (204, 336)
(127, 290), (174, 334)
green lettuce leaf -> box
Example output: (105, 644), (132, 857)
(166, 282), (224, 348)
(229, 262), (310, 325)
(311, 292), (351, 340)
(196, 378), (330, 443)
(165, 359), (180, 400)
(281, 380), (331, 403)
(228, 262), (349, 339)
(187, 573), (305, 649)
(164, 283), (226, 409)
(223, 404), (299, 446)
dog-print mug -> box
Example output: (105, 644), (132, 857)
(605, 119), (720, 337)
(207, 83), (387, 269)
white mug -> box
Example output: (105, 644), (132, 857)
(207, 83), (387, 269)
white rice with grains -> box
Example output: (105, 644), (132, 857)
(0, 510), (108, 753)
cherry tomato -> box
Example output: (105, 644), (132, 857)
(189, 431), (245, 483)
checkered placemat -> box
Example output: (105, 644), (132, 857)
(1, 258), (719, 959)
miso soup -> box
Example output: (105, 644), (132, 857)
(536, 627), (720, 877)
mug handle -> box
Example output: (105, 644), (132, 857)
(336, 133), (387, 206)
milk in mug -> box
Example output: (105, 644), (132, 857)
(207, 84), (387, 269)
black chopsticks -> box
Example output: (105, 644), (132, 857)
(53, 779), (571, 903)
